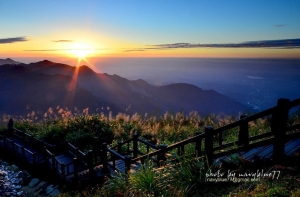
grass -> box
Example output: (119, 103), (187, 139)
(228, 166), (300, 197)
(1, 106), (300, 196)
(1, 107), (237, 148)
(98, 157), (209, 197)
(57, 159), (300, 197)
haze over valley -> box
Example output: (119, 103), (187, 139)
(90, 57), (300, 111)
(0, 59), (249, 118)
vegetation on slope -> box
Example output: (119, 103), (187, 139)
(0, 107), (299, 196)
(1, 107), (243, 148)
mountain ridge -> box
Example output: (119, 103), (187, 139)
(0, 63), (120, 116)
(0, 59), (249, 117)
(0, 58), (22, 65)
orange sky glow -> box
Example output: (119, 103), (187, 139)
(1, 1), (299, 60)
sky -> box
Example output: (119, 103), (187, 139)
(1, 0), (300, 61)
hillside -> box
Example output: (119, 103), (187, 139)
(0, 64), (120, 116)
(0, 59), (249, 116)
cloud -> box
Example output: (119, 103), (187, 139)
(0, 36), (28, 44)
(52, 40), (73, 42)
(24, 48), (107, 52)
(122, 38), (300, 52)
(24, 49), (62, 51)
(147, 38), (300, 50)
(123, 49), (146, 52)
(123, 47), (164, 52)
(274, 24), (288, 27)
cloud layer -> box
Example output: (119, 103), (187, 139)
(125, 38), (300, 52)
(52, 40), (73, 42)
(24, 48), (107, 52)
(151, 38), (300, 49)
(0, 37), (28, 44)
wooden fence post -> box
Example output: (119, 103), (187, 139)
(195, 132), (202, 157)
(102, 143), (108, 173)
(33, 153), (37, 165)
(239, 115), (249, 149)
(51, 154), (56, 170)
(11, 140), (15, 154)
(73, 157), (78, 180)
(272, 98), (290, 164)
(157, 144), (167, 167)
(125, 155), (132, 174)
(21, 146), (25, 162)
(61, 163), (65, 178)
(117, 141), (122, 154)
(133, 134), (138, 158)
(218, 131), (223, 146)
(87, 150), (94, 179)
(7, 119), (14, 136)
(205, 126), (214, 167)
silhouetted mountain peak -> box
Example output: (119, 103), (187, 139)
(163, 83), (204, 92)
(0, 58), (22, 65)
(41, 60), (54, 64)
(79, 65), (93, 71)
(27, 60), (75, 76)
(77, 65), (96, 76)
(31, 60), (70, 68)
(131, 79), (152, 88)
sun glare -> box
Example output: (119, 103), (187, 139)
(68, 43), (95, 59)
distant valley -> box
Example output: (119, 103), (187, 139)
(0, 59), (249, 118)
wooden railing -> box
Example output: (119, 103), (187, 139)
(0, 98), (299, 180)
(204, 98), (300, 165)
(0, 128), (51, 166)
(106, 98), (300, 170)
(44, 141), (101, 180)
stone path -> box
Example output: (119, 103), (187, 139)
(0, 160), (60, 197)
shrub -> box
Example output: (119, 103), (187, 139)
(40, 124), (67, 144)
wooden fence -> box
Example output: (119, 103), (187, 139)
(0, 98), (299, 182)
(104, 98), (300, 172)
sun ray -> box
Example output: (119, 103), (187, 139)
(62, 42), (100, 107)
(67, 42), (96, 62)
(65, 49), (97, 108)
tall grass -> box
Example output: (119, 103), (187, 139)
(0, 107), (241, 146)
(1, 106), (299, 151)
(99, 156), (213, 197)
(1, 107), (299, 196)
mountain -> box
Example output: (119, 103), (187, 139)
(26, 60), (75, 75)
(0, 64), (120, 116)
(25, 60), (248, 115)
(0, 59), (249, 117)
(0, 58), (21, 65)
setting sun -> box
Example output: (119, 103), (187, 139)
(68, 43), (95, 59)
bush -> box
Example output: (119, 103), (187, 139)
(65, 129), (95, 149)
(40, 124), (67, 144)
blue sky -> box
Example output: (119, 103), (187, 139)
(0, 0), (300, 58)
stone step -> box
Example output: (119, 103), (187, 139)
(0, 159), (60, 197)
